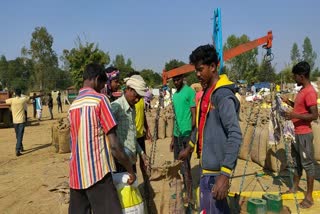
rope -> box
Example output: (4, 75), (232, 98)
(145, 89), (163, 214)
(148, 92), (162, 175)
(269, 86), (283, 196)
(228, 101), (255, 190)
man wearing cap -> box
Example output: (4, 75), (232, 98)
(102, 66), (121, 102)
(111, 74), (149, 173)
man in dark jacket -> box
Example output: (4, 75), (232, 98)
(47, 93), (53, 120)
(57, 92), (62, 113)
(179, 44), (242, 214)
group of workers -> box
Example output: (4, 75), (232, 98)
(3, 43), (318, 213)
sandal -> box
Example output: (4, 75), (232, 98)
(280, 189), (296, 195)
(299, 198), (314, 209)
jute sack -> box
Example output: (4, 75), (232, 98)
(165, 116), (173, 138)
(51, 124), (59, 153)
(264, 143), (287, 172)
(147, 161), (184, 214)
(312, 122), (320, 161)
(238, 122), (254, 160)
(148, 116), (156, 139)
(251, 125), (268, 167)
(58, 128), (70, 154)
(158, 117), (166, 139)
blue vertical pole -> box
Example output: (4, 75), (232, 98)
(213, 8), (223, 74)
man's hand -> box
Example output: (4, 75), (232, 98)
(146, 129), (152, 141)
(211, 174), (229, 200)
(281, 96), (294, 107)
(280, 95), (290, 103)
(170, 142), (174, 152)
(127, 172), (137, 185)
(141, 153), (149, 168)
(284, 111), (295, 120)
(170, 137), (174, 152)
(178, 146), (193, 161)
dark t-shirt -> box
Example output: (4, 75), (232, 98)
(57, 96), (62, 105)
(48, 97), (53, 108)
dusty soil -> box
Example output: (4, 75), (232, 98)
(0, 103), (319, 214)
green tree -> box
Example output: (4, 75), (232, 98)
(164, 59), (185, 71)
(302, 37), (317, 71)
(63, 39), (110, 89)
(6, 58), (29, 91)
(256, 60), (276, 83)
(140, 69), (162, 87)
(0, 55), (8, 89)
(223, 34), (259, 82)
(290, 43), (301, 65)
(311, 67), (320, 81)
(27, 27), (59, 90)
(112, 54), (134, 80)
(277, 65), (294, 85)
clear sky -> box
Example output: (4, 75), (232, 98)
(1, 0), (319, 73)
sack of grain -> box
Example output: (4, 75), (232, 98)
(58, 128), (70, 154)
(238, 122), (254, 160)
(147, 161), (184, 214)
(312, 122), (320, 161)
(264, 143), (287, 172)
(51, 124), (59, 153)
(158, 117), (166, 139)
(251, 125), (268, 167)
(165, 116), (174, 138)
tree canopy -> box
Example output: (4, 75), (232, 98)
(1, 26), (319, 94)
(28, 27), (59, 90)
(63, 39), (110, 89)
(223, 34), (259, 82)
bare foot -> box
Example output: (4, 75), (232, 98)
(299, 198), (314, 209)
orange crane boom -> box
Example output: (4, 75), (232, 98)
(162, 31), (273, 85)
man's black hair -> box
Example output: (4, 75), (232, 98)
(126, 71), (140, 78)
(83, 63), (106, 82)
(292, 61), (310, 78)
(104, 66), (118, 74)
(15, 88), (21, 96)
(189, 44), (219, 66)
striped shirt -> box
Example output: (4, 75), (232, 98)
(68, 87), (117, 189)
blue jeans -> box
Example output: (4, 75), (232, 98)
(200, 175), (230, 214)
(14, 123), (25, 152)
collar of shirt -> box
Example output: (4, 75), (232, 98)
(79, 87), (96, 94)
(118, 95), (134, 113)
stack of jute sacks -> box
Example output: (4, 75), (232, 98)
(51, 118), (70, 154)
(147, 105), (174, 140)
(238, 101), (287, 172)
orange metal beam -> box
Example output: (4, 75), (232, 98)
(162, 31), (273, 85)
(162, 64), (195, 85)
(223, 31), (272, 61)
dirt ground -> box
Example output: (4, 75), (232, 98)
(0, 103), (319, 214)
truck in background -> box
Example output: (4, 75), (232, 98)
(0, 91), (13, 127)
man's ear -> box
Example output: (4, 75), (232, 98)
(92, 76), (99, 89)
(210, 63), (216, 72)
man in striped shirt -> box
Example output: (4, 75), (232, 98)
(68, 63), (136, 214)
